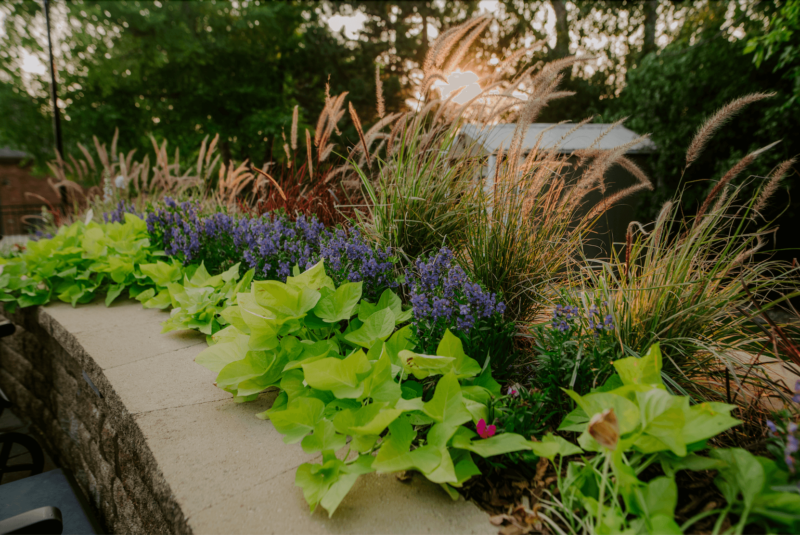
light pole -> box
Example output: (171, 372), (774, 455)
(44, 0), (67, 208)
(44, 0), (63, 159)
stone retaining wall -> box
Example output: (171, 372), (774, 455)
(1, 300), (495, 535)
(0, 305), (184, 534)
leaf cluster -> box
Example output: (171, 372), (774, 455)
(529, 298), (622, 427)
(550, 344), (800, 534)
(195, 260), (580, 516)
(138, 261), (255, 336)
(0, 214), (160, 310)
(0, 214), (258, 340)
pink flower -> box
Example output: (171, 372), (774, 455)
(477, 419), (496, 439)
(507, 386), (518, 397)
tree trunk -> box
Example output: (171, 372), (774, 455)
(550, 0), (569, 60)
(642, 0), (657, 58)
(420, 1), (431, 68)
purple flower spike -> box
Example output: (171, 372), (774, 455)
(767, 420), (778, 435)
(407, 248), (505, 350)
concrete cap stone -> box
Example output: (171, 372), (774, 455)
(39, 301), (496, 534)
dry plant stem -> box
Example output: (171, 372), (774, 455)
(428, 15), (488, 74)
(251, 167), (286, 202)
(305, 129), (314, 180)
(348, 102), (371, 168)
(442, 17), (491, 74)
(588, 117), (627, 151)
(685, 92), (775, 168)
(625, 225), (633, 280)
(375, 64), (385, 119)
(585, 180), (653, 221)
(291, 105), (299, 150)
(478, 46), (533, 86)
(315, 93), (328, 147)
(505, 74), (569, 178)
(386, 114), (407, 156)
(281, 130), (292, 169)
(565, 134), (652, 212)
(576, 178), (800, 406)
(695, 141), (781, 224)
(753, 158), (796, 214)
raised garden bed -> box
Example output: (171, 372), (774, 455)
(0, 300), (494, 534)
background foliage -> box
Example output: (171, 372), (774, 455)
(1, 0), (798, 245)
(611, 1), (800, 253)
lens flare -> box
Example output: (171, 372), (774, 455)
(437, 71), (482, 105)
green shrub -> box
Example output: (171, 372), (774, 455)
(541, 344), (800, 534)
(0, 213), (160, 310)
(528, 296), (622, 427)
(404, 247), (514, 375)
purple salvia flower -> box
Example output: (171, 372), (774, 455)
(767, 420), (778, 435)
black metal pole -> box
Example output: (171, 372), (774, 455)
(44, 0), (63, 159)
(44, 0), (67, 209)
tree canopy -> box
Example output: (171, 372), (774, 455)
(0, 1), (379, 167)
(1, 0), (797, 240)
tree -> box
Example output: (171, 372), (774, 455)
(0, 80), (53, 166)
(0, 1), (377, 169)
(327, 1), (481, 113)
(612, 1), (800, 254)
(746, 0), (800, 112)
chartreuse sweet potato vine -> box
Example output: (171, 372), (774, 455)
(195, 260), (580, 516)
(0, 214), (160, 310)
(137, 259), (255, 336)
(547, 344), (800, 534)
(0, 216), (253, 340)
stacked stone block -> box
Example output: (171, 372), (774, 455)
(0, 306), (187, 534)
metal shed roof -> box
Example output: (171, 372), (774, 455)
(460, 123), (657, 154)
(0, 147), (29, 161)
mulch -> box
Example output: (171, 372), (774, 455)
(460, 454), (737, 535)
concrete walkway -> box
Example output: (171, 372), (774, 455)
(41, 300), (495, 534)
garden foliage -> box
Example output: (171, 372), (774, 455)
(549, 344), (800, 534)
(0, 213), (159, 310)
(528, 297), (621, 427)
(139, 261), (255, 336)
(407, 248), (511, 369)
(194, 260), (579, 515)
(570, 181), (800, 400)
(147, 199), (398, 300)
(1, 12), (799, 529)
(766, 383), (800, 477)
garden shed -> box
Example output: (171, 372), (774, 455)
(457, 123), (657, 258)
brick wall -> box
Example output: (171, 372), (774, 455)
(0, 161), (61, 236)
(0, 162), (60, 206)
(0, 306), (187, 534)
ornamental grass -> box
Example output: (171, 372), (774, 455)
(351, 119), (482, 264)
(565, 100), (800, 408)
(459, 116), (653, 324)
